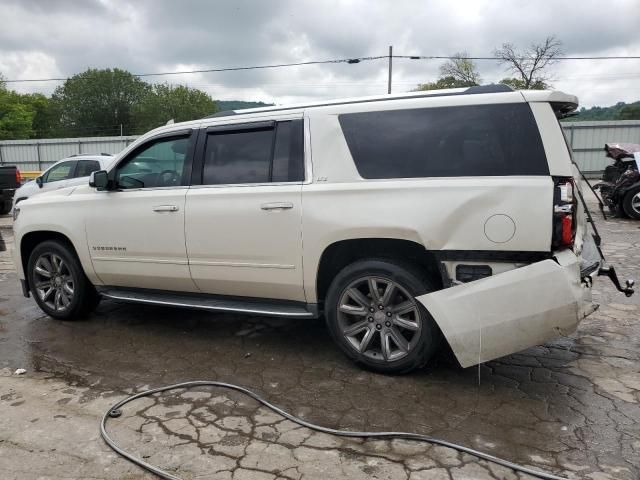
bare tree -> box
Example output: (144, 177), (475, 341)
(494, 36), (563, 89)
(439, 52), (482, 86)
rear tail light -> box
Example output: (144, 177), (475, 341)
(552, 177), (576, 249)
(16, 168), (21, 184)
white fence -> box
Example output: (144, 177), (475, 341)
(1, 121), (640, 174)
(562, 120), (640, 174)
(0, 136), (138, 171)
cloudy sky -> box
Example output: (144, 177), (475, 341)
(1, 0), (639, 108)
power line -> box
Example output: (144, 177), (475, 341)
(3, 56), (388, 83)
(3, 54), (640, 84)
(396, 55), (640, 61)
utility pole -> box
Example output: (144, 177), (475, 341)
(387, 45), (393, 94)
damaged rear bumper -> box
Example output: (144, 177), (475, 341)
(417, 249), (596, 368)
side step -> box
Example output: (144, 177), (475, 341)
(98, 287), (317, 319)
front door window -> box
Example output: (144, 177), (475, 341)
(116, 136), (190, 189)
(44, 161), (75, 183)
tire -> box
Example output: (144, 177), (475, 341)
(622, 185), (640, 220)
(0, 201), (9, 215)
(27, 240), (100, 320)
(325, 259), (441, 374)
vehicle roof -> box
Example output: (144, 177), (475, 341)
(48, 154), (114, 169)
(131, 84), (579, 147)
(206, 84), (578, 118)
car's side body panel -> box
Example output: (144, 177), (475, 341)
(84, 187), (195, 291)
(185, 183), (305, 301)
(300, 93), (556, 302)
(301, 177), (553, 302)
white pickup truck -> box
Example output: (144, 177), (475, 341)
(11, 85), (633, 373)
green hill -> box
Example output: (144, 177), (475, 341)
(215, 100), (274, 112)
(563, 101), (640, 122)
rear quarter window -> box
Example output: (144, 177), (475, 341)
(338, 103), (548, 179)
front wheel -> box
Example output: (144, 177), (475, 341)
(325, 259), (441, 374)
(622, 185), (640, 220)
(27, 240), (100, 320)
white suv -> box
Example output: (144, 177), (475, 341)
(12, 153), (114, 208)
(11, 85), (633, 373)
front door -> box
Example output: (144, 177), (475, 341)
(185, 118), (306, 301)
(40, 160), (76, 192)
(85, 130), (198, 291)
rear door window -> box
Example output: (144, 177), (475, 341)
(201, 120), (304, 185)
(339, 103), (548, 179)
(75, 160), (101, 178)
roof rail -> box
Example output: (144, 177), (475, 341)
(202, 84), (515, 119)
(69, 152), (114, 158)
(466, 84), (513, 94)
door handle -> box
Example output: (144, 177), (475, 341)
(261, 202), (293, 211)
(152, 205), (179, 212)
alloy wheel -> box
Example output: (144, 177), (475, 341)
(33, 253), (75, 312)
(631, 192), (640, 216)
(337, 276), (422, 362)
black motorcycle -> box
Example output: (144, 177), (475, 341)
(593, 143), (640, 219)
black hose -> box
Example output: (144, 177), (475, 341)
(101, 381), (570, 480)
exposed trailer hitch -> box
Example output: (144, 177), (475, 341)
(597, 265), (635, 297)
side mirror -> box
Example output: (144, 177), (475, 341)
(89, 170), (109, 190)
(36, 176), (43, 188)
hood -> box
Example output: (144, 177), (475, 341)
(21, 185), (78, 206)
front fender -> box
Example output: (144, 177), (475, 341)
(12, 200), (99, 285)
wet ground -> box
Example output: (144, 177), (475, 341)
(0, 200), (639, 480)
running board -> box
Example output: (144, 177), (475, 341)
(98, 287), (317, 319)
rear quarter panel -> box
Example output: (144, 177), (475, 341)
(302, 105), (555, 302)
(302, 178), (553, 301)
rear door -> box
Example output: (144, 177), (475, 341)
(185, 117), (306, 301)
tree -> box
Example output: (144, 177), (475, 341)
(21, 93), (58, 138)
(439, 52), (481, 85)
(0, 78), (36, 140)
(414, 75), (476, 91)
(414, 53), (481, 91)
(132, 83), (217, 132)
(618, 104), (640, 120)
(499, 77), (549, 90)
(51, 68), (151, 136)
(0, 92), (35, 140)
(494, 36), (562, 89)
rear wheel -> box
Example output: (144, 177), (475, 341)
(325, 259), (441, 374)
(27, 240), (100, 320)
(622, 185), (640, 220)
(0, 201), (10, 215)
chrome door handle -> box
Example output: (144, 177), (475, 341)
(152, 205), (179, 212)
(261, 202), (294, 211)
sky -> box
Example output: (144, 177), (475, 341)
(0, 0), (639, 109)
